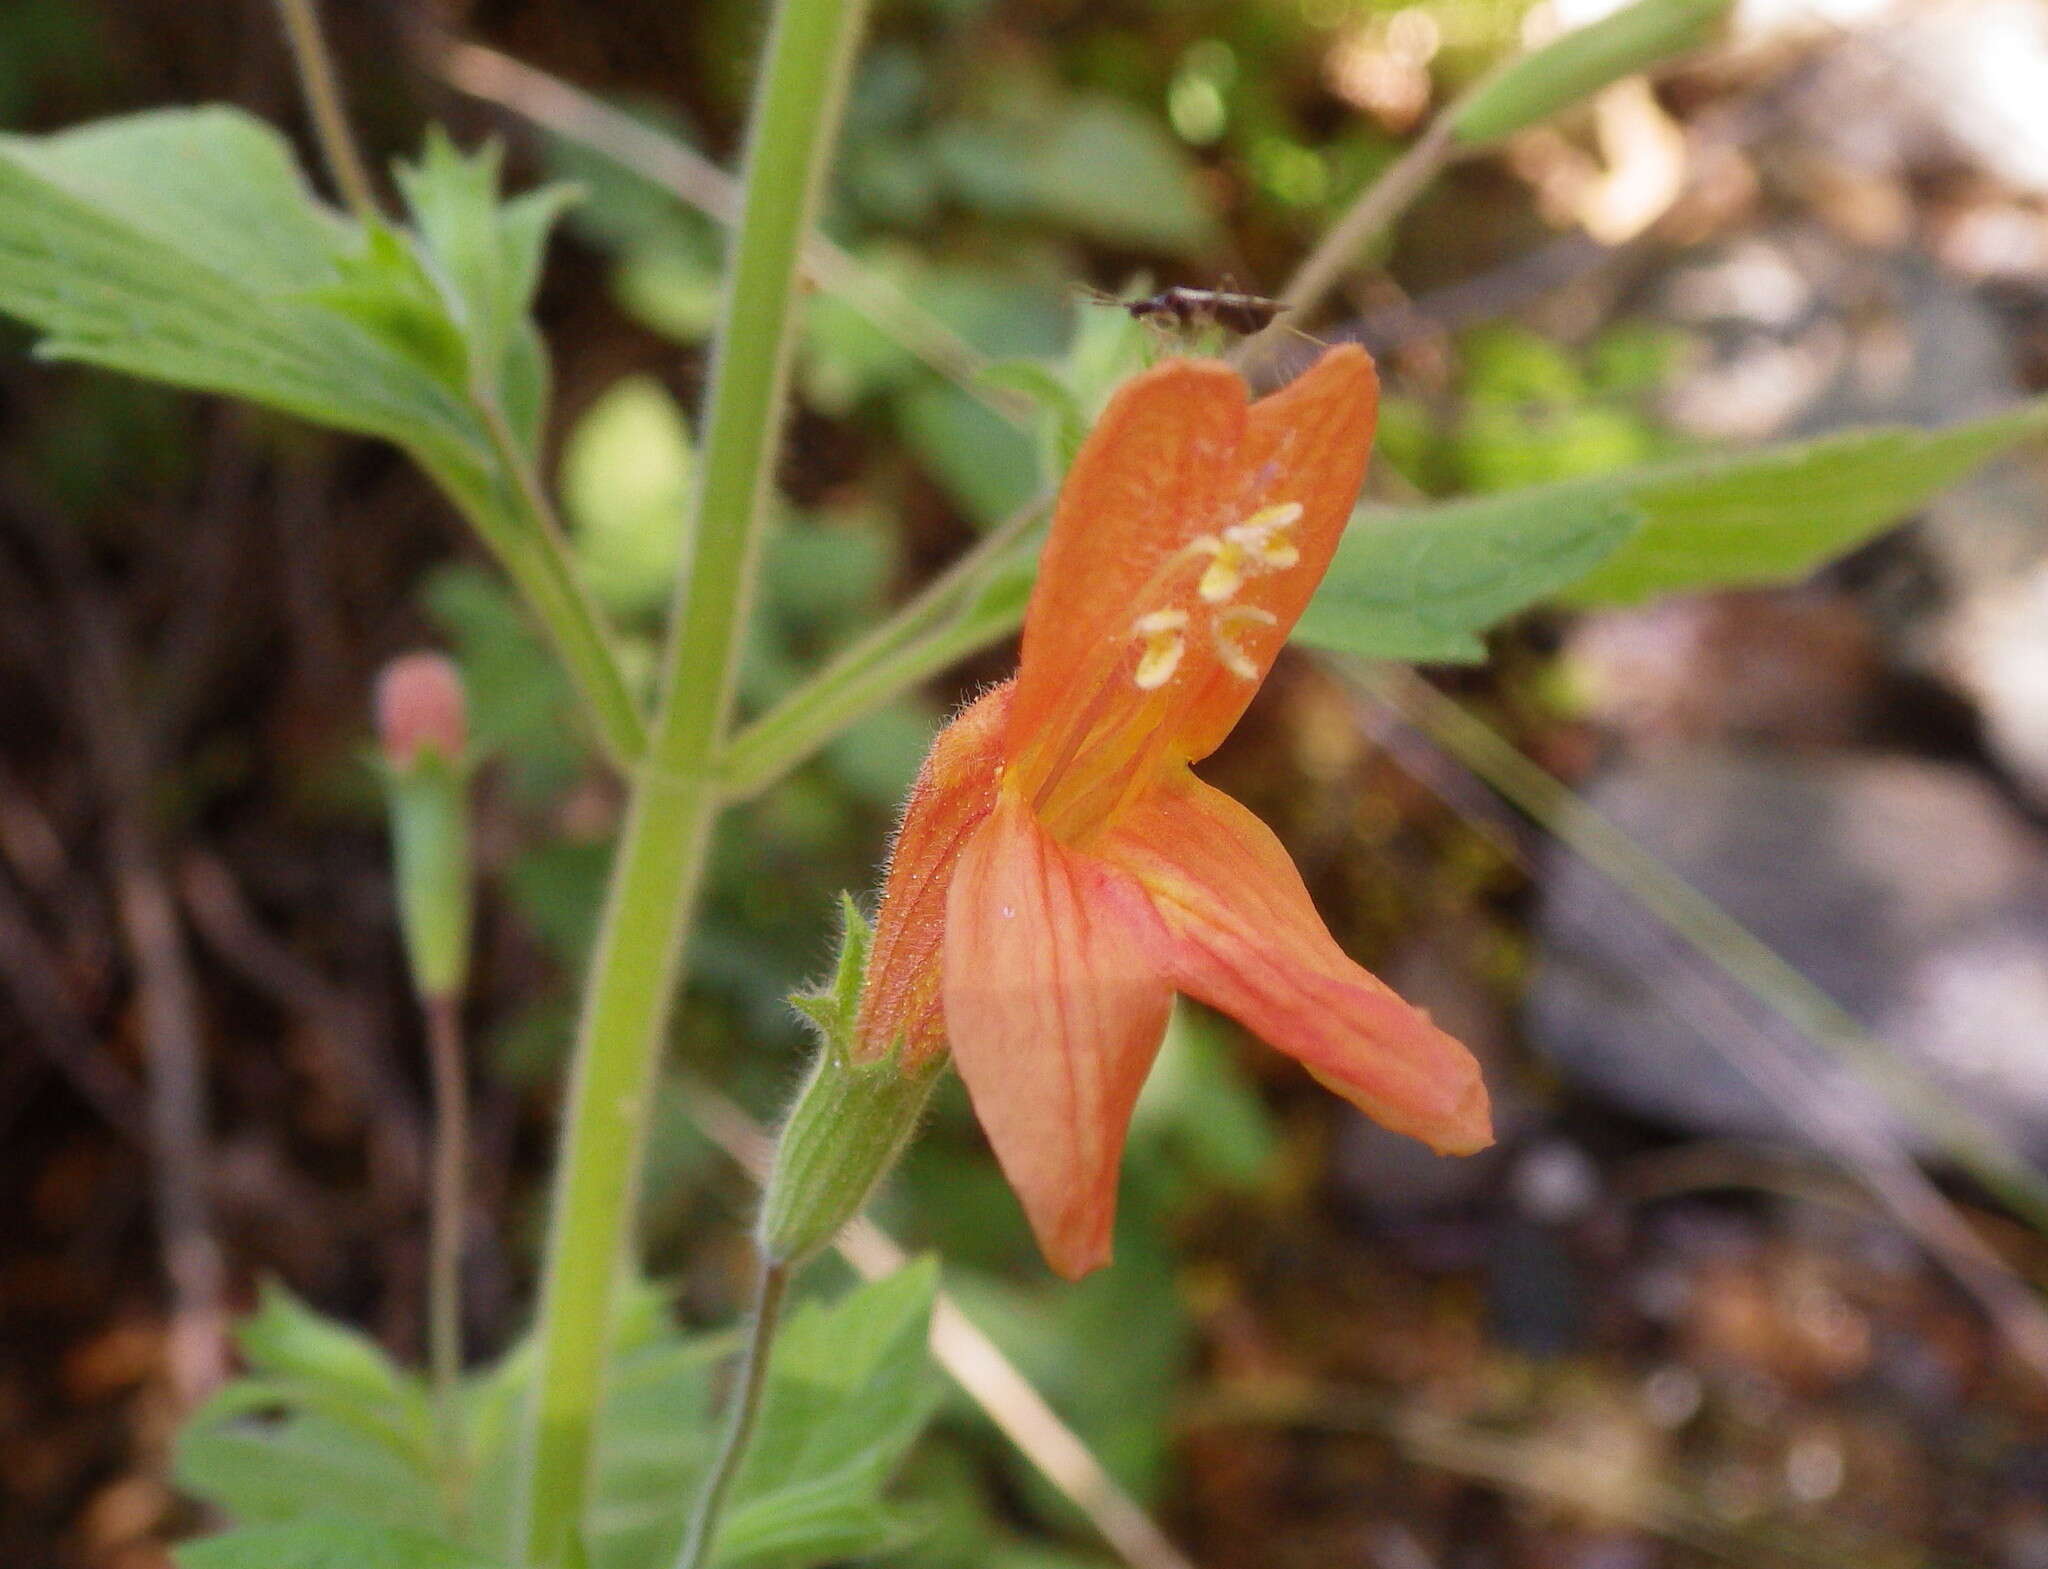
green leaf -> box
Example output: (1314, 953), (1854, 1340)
(1565, 404), (2048, 601)
(176, 1409), (444, 1537)
(21, 105), (344, 290)
(1132, 1003), (1279, 1190)
(179, 1268), (937, 1568)
(395, 128), (576, 403)
(1298, 399), (2048, 660)
(234, 1282), (420, 1412)
(229, 1283), (436, 1463)
(1297, 490), (1637, 662)
(301, 219), (473, 391)
(933, 96), (1218, 254)
(980, 358), (1085, 475)
(1452, 0), (1733, 145)
(0, 109), (574, 479)
(942, 1228), (1186, 1500)
(0, 108), (485, 465)
(899, 380), (1040, 527)
(174, 1286), (442, 1534)
(455, 1266), (939, 1569)
(176, 1516), (502, 1569)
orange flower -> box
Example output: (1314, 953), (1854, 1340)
(856, 346), (1491, 1278)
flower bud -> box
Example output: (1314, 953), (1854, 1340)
(757, 898), (942, 1266)
(375, 652), (469, 771)
(374, 652), (474, 1001)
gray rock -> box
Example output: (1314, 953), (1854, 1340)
(1942, 556), (2048, 808)
(1525, 748), (2048, 1160)
(1652, 226), (2019, 443)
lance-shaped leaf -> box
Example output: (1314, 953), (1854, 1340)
(1296, 397), (2048, 662)
(1453, 0), (1734, 146)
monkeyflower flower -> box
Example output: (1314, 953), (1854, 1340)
(856, 346), (1491, 1278)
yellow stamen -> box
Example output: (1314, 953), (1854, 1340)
(1212, 605), (1277, 680)
(1197, 544), (1245, 604)
(1201, 501), (1303, 603)
(1131, 609), (1190, 689)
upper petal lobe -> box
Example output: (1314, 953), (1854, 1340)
(1006, 357), (1248, 762)
(1172, 345), (1379, 761)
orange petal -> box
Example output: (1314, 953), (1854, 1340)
(1173, 344), (1379, 762)
(1004, 349), (1380, 842)
(943, 786), (1175, 1277)
(855, 682), (1013, 1066)
(1094, 770), (1491, 1155)
(1007, 357), (1248, 763)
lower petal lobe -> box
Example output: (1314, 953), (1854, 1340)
(1097, 771), (1492, 1156)
(943, 786), (1175, 1278)
(856, 683), (1012, 1067)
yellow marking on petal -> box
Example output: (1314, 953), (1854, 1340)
(1131, 609), (1190, 689)
(1212, 605), (1278, 680)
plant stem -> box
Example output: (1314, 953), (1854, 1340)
(516, 2), (872, 1561)
(270, 0), (380, 222)
(422, 993), (469, 1514)
(673, 1261), (791, 1569)
(468, 398), (649, 768)
(718, 504), (1044, 799)
(1271, 112), (1457, 320)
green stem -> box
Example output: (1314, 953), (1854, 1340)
(673, 1261), (792, 1569)
(422, 993), (470, 1525)
(469, 400), (650, 769)
(1271, 112), (1458, 318)
(271, 0), (380, 222)
(516, 2), (872, 1562)
(718, 507), (1043, 799)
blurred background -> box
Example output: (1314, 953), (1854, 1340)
(6, 0), (2048, 1565)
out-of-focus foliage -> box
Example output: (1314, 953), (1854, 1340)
(176, 1267), (941, 1569)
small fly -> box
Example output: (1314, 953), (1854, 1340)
(1119, 285), (1287, 336)
(1079, 283), (1289, 338)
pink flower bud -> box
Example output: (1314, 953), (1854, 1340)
(375, 652), (468, 771)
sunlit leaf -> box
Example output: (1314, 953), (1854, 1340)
(562, 375), (697, 616)
(1453, 0), (1733, 146)
(1565, 405), (2048, 601)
